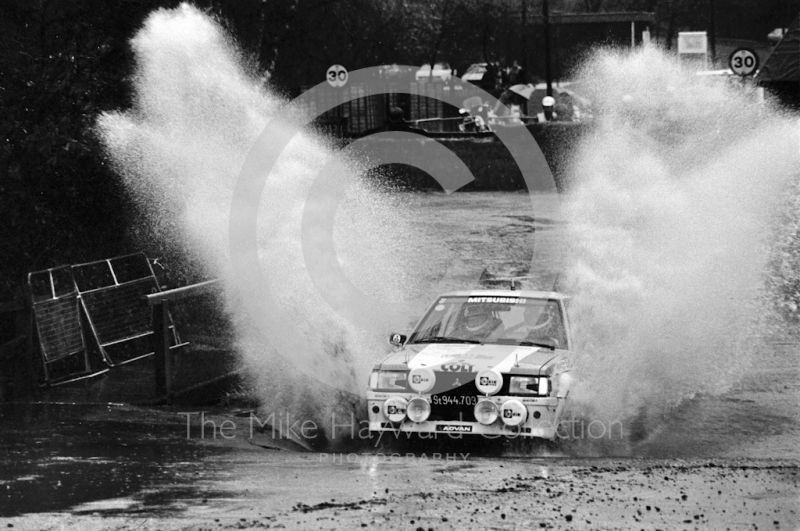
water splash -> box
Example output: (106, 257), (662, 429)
(564, 46), (800, 434)
(96, 4), (422, 448)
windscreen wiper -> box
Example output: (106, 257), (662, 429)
(413, 336), (481, 344)
(517, 340), (557, 350)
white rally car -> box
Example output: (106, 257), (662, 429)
(367, 290), (573, 440)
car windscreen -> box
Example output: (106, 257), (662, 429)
(409, 296), (567, 348)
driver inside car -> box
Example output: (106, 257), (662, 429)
(522, 303), (563, 347)
(454, 304), (505, 342)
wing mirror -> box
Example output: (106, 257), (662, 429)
(389, 333), (407, 347)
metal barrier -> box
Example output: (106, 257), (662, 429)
(72, 253), (184, 366)
(27, 253), (187, 387)
(27, 265), (101, 384)
(22, 256), (235, 404)
(144, 279), (221, 403)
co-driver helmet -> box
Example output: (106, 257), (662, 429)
(464, 305), (492, 332)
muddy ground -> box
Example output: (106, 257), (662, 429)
(0, 399), (797, 531)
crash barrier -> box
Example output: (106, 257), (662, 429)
(26, 253), (185, 386)
(143, 279), (222, 404)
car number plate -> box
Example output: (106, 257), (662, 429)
(431, 395), (479, 406)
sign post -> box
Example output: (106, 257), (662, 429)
(678, 31), (708, 67)
(729, 48), (759, 85)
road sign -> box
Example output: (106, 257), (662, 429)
(678, 31), (708, 55)
(729, 48), (759, 76)
(326, 64), (348, 87)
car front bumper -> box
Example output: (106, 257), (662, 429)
(366, 392), (566, 439)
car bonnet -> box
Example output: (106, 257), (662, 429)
(377, 343), (559, 374)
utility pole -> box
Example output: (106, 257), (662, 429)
(708, 0), (717, 65)
(521, 0), (528, 83)
(542, 0), (553, 96)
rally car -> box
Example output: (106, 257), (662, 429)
(367, 290), (573, 439)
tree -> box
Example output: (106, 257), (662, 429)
(0, 0), (151, 281)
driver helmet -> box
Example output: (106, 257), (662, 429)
(463, 305), (493, 332)
(524, 303), (554, 331)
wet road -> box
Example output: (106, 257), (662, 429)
(1, 193), (798, 529)
(1, 349), (798, 531)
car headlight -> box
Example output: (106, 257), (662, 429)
(475, 369), (503, 395)
(509, 376), (550, 396)
(500, 399), (528, 426)
(383, 396), (408, 423)
(407, 397), (431, 423)
(370, 371), (408, 390)
(474, 399), (499, 425)
(408, 367), (436, 393)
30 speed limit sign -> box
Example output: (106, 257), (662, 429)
(326, 64), (348, 87)
(729, 48), (759, 76)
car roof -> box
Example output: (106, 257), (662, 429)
(438, 290), (569, 300)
